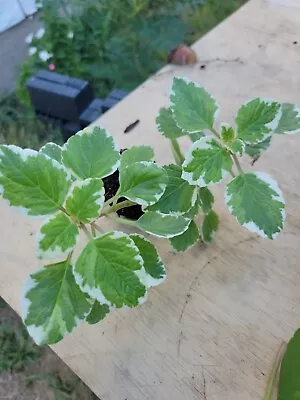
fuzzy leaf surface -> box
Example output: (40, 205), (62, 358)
(201, 210), (220, 243)
(169, 220), (199, 252)
(130, 234), (166, 287)
(37, 212), (79, 259)
(225, 172), (285, 239)
(65, 178), (105, 223)
(39, 143), (63, 163)
(236, 98), (281, 144)
(62, 126), (120, 179)
(156, 107), (185, 139)
(118, 161), (167, 206)
(86, 302), (110, 325)
(278, 329), (300, 400)
(0, 145), (71, 217)
(148, 164), (197, 215)
(73, 232), (146, 308)
(136, 211), (190, 238)
(171, 77), (219, 132)
(275, 103), (300, 134)
(120, 146), (154, 169)
(182, 137), (233, 186)
(23, 260), (92, 345)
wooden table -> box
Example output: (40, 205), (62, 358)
(1, 0), (300, 399)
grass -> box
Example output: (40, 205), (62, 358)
(0, 321), (40, 372)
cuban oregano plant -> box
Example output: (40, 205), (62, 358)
(0, 76), (299, 346)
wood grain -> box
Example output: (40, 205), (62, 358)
(1, 1), (300, 399)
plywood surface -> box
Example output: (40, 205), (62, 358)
(1, 1), (300, 399)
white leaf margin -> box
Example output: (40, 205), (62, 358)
(120, 161), (167, 207)
(0, 145), (71, 218)
(65, 178), (105, 222)
(277, 103), (300, 135)
(225, 171), (286, 239)
(21, 266), (93, 346)
(137, 211), (191, 238)
(181, 136), (230, 186)
(62, 126), (120, 180)
(236, 98), (282, 144)
(130, 233), (167, 288)
(170, 76), (220, 133)
(72, 231), (153, 308)
(36, 212), (80, 260)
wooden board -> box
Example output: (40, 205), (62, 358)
(1, 0), (300, 399)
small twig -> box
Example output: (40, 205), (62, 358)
(79, 223), (92, 239)
(102, 200), (135, 216)
(124, 119), (140, 133)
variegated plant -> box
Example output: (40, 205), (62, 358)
(0, 76), (299, 345)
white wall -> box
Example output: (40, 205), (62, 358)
(0, 0), (37, 33)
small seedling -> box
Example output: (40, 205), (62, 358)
(0, 76), (299, 345)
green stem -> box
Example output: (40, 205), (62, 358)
(170, 139), (185, 165)
(80, 223), (92, 240)
(104, 194), (119, 207)
(106, 214), (137, 227)
(102, 200), (136, 216)
(91, 223), (97, 237)
(264, 342), (286, 400)
(210, 127), (221, 139)
(232, 153), (244, 174)
(93, 223), (105, 234)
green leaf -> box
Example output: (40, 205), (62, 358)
(148, 164), (197, 215)
(62, 126), (120, 179)
(169, 220), (199, 252)
(65, 178), (104, 223)
(236, 98), (281, 144)
(156, 107), (185, 139)
(171, 77), (219, 133)
(182, 137), (233, 186)
(118, 161), (167, 206)
(73, 232), (147, 308)
(199, 187), (214, 214)
(189, 132), (205, 142)
(226, 139), (245, 156)
(225, 172), (285, 239)
(0, 145), (71, 217)
(136, 211), (190, 238)
(40, 142), (62, 163)
(201, 210), (219, 243)
(244, 136), (272, 158)
(130, 234), (166, 286)
(183, 191), (201, 219)
(275, 103), (300, 134)
(221, 124), (235, 143)
(278, 329), (300, 400)
(120, 146), (154, 169)
(23, 260), (92, 345)
(37, 212), (79, 259)
(86, 302), (110, 325)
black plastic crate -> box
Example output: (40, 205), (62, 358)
(26, 70), (94, 122)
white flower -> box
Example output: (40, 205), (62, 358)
(39, 50), (53, 61)
(28, 47), (37, 56)
(25, 33), (34, 44)
(35, 27), (45, 39)
(67, 31), (74, 39)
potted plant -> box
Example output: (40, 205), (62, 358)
(0, 76), (299, 346)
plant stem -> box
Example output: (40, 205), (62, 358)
(210, 127), (221, 139)
(80, 223), (92, 240)
(170, 139), (185, 165)
(104, 194), (119, 207)
(102, 200), (135, 216)
(91, 223), (97, 237)
(264, 341), (286, 400)
(232, 153), (244, 174)
(106, 214), (137, 227)
(92, 223), (105, 234)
